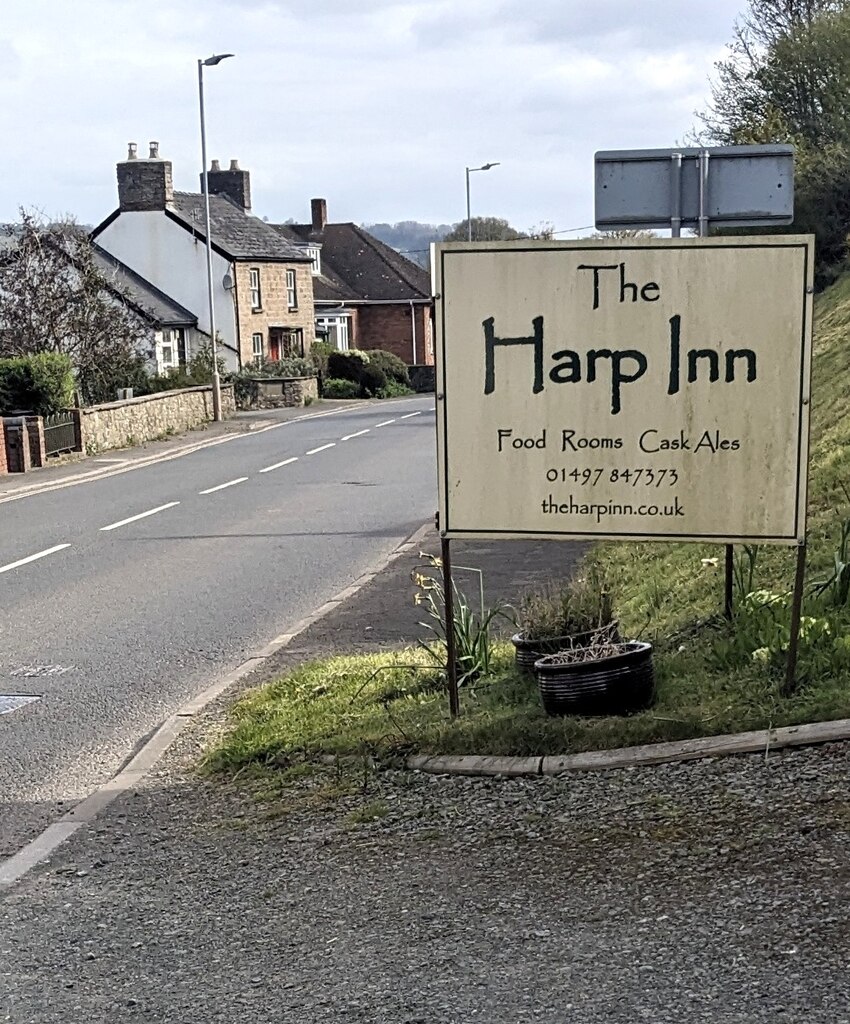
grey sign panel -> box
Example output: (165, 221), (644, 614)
(595, 145), (794, 231)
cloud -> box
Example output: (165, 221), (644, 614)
(0, 0), (746, 234)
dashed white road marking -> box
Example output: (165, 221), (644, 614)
(400, 411), (422, 419)
(341, 429), (370, 441)
(259, 457), (299, 474)
(0, 544), (71, 575)
(199, 477), (248, 495)
(100, 502), (180, 532)
(375, 419), (396, 427)
(306, 443), (336, 455)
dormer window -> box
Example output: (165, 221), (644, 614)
(307, 246), (321, 276)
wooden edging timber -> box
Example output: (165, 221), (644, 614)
(406, 717), (850, 778)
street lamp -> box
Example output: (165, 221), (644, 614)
(465, 162), (500, 242)
(198, 52), (234, 423)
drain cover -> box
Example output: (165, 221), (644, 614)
(0, 695), (41, 715)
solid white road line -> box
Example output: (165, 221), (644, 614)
(100, 502), (180, 532)
(259, 457), (299, 474)
(341, 429), (370, 441)
(306, 443), (336, 455)
(199, 477), (248, 495)
(0, 544), (71, 575)
(375, 419), (396, 427)
(400, 411), (422, 419)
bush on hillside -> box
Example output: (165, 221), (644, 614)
(322, 377), (360, 399)
(0, 353), (75, 414)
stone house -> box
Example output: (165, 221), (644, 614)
(273, 199), (433, 365)
(92, 143), (315, 370)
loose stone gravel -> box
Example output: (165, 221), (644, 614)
(1, 736), (848, 1023)
(2, 533), (847, 1022)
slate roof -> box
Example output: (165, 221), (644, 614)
(91, 244), (196, 326)
(272, 222), (431, 304)
(170, 193), (312, 262)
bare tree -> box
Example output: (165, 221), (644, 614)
(0, 210), (152, 403)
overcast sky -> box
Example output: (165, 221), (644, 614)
(2, 0), (745, 233)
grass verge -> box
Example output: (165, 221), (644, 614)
(204, 274), (850, 776)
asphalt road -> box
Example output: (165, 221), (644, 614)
(0, 397), (436, 856)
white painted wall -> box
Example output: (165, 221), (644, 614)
(95, 211), (240, 369)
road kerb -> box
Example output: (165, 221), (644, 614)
(0, 520), (433, 890)
(405, 717), (850, 779)
(0, 398), (404, 506)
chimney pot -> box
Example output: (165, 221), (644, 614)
(229, 159), (240, 171)
(210, 159), (221, 172)
(117, 142), (173, 211)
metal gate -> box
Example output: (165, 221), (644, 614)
(43, 411), (77, 457)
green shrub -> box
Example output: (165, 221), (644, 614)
(327, 350), (369, 383)
(358, 363), (388, 397)
(253, 356), (313, 378)
(0, 353), (75, 414)
(364, 349), (410, 386)
(322, 377), (361, 399)
(377, 379), (414, 398)
(310, 341), (335, 381)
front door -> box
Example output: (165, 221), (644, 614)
(268, 329), (282, 362)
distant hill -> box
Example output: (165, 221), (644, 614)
(362, 221), (454, 269)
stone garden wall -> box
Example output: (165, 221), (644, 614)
(78, 384), (235, 454)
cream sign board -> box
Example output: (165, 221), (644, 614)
(434, 237), (814, 544)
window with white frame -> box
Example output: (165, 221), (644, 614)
(158, 328), (185, 373)
(315, 315), (350, 351)
(252, 332), (264, 364)
(249, 268), (262, 310)
(286, 269), (297, 310)
(307, 247), (321, 276)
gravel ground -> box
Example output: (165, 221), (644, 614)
(1, 533), (848, 1023)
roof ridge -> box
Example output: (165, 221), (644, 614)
(349, 223), (429, 297)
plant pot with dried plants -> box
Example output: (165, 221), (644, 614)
(511, 566), (619, 673)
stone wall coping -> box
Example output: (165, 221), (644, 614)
(250, 375), (317, 383)
(82, 383), (234, 415)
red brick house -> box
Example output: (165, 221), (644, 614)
(273, 200), (433, 365)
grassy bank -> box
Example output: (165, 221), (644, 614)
(204, 276), (850, 773)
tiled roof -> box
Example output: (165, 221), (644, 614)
(170, 193), (312, 262)
(271, 221), (431, 303)
(91, 244), (196, 326)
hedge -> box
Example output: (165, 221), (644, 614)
(0, 353), (75, 415)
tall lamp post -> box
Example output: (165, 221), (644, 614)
(198, 52), (234, 422)
(465, 162), (500, 241)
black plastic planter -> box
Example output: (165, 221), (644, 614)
(533, 641), (654, 717)
(511, 625), (619, 675)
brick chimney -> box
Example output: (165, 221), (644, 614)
(117, 141), (173, 211)
(311, 198), (328, 233)
(203, 158), (251, 211)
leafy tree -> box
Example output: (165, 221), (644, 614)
(443, 217), (527, 242)
(0, 210), (153, 403)
(697, 1), (850, 282)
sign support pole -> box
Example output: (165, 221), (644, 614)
(783, 541), (807, 696)
(693, 148), (736, 619)
(440, 534), (461, 718)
